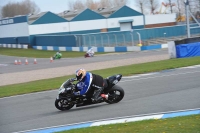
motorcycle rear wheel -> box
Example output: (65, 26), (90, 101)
(105, 85), (124, 104)
(55, 99), (74, 111)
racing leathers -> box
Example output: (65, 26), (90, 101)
(75, 72), (104, 103)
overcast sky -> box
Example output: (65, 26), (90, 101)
(0, 0), (164, 13)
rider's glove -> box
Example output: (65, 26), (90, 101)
(74, 91), (80, 96)
(69, 78), (76, 82)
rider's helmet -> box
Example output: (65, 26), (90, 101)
(75, 68), (86, 81)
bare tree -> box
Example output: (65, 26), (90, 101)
(133, 0), (147, 14)
(86, 0), (99, 10)
(67, 0), (85, 10)
(98, 0), (112, 8)
(147, 0), (159, 14)
(112, 0), (129, 6)
(173, 0), (186, 16)
(1, 0), (40, 18)
(0, 6), (2, 19)
(67, 0), (129, 11)
(190, 0), (200, 13)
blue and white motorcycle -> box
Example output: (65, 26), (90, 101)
(55, 74), (124, 111)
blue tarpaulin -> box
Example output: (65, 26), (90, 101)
(176, 42), (200, 58)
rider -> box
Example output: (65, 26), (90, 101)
(86, 48), (94, 57)
(55, 51), (62, 59)
(74, 68), (108, 103)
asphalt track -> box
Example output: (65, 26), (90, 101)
(0, 49), (168, 74)
(0, 65), (200, 133)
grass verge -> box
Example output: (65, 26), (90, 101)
(56, 114), (200, 133)
(0, 48), (108, 58)
(0, 56), (200, 98)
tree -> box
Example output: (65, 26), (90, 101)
(112, 0), (129, 7)
(134, 0), (147, 14)
(67, 0), (129, 10)
(98, 0), (112, 8)
(67, 0), (85, 10)
(86, 0), (99, 10)
(0, 6), (2, 19)
(147, 0), (159, 14)
(1, 0), (40, 18)
(174, 0), (185, 16)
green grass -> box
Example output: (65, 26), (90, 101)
(56, 114), (200, 133)
(0, 56), (200, 98)
(0, 48), (108, 58)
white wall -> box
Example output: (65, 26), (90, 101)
(0, 22), (29, 37)
(70, 19), (107, 32)
(29, 22), (69, 35)
(107, 16), (144, 29)
(145, 13), (176, 25)
(28, 16), (144, 35)
(28, 14), (177, 35)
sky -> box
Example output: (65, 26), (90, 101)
(0, 0), (164, 14)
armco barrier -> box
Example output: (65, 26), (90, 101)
(19, 108), (200, 133)
(1, 44), (168, 52)
(0, 44), (28, 49)
(32, 44), (167, 52)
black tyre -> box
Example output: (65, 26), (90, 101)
(105, 85), (124, 104)
(55, 99), (74, 111)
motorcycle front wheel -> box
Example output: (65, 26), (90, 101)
(55, 99), (74, 111)
(105, 85), (124, 104)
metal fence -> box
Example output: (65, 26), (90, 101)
(75, 24), (200, 47)
(81, 32), (135, 47)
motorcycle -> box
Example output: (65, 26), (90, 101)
(53, 52), (62, 60)
(84, 48), (94, 58)
(84, 53), (94, 58)
(55, 74), (124, 111)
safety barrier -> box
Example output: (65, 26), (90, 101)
(0, 44), (28, 49)
(32, 44), (168, 52)
(1, 44), (168, 52)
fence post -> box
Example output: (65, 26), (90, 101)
(92, 35), (96, 47)
(74, 35), (78, 46)
(130, 33), (134, 46)
(113, 34), (117, 46)
(137, 32), (141, 44)
(89, 35), (91, 47)
(106, 34), (110, 46)
(83, 35), (86, 46)
(101, 35), (103, 46)
(122, 34), (125, 46)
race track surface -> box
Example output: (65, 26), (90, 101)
(0, 50), (169, 86)
(0, 61), (200, 133)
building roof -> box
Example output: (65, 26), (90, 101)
(28, 12), (48, 24)
(28, 5), (143, 24)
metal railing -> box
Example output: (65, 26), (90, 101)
(74, 24), (200, 47)
(82, 32), (136, 47)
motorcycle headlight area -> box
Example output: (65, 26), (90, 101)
(58, 87), (72, 94)
(58, 88), (65, 94)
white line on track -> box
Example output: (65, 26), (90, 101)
(121, 70), (200, 82)
(13, 107), (200, 133)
